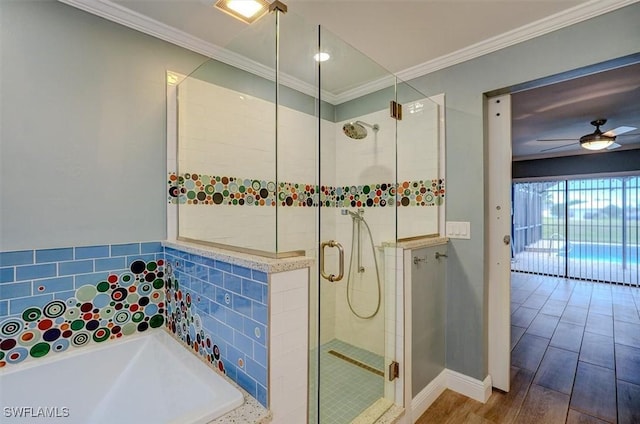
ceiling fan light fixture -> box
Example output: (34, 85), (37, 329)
(214, 0), (270, 24)
(579, 118), (617, 151)
(579, 133), (615, 151)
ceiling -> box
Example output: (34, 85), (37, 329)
(60, 0), (640, 159)
(111, 0), (591, 73)
(512, 62), (640, 160)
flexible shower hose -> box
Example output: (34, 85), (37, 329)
(346, 215), (382, 319)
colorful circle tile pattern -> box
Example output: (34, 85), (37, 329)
(396, 179), (445, 207)
(321, 183), (397, 208)
(168, 173), (277, 207)
(0, 260), (165, 368)
(164, 265), (226, 376)
(168, 172), (444, 208)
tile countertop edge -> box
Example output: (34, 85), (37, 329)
(383, 236), (449, 250)
(207, 389), (272, 424)
(162, 240), (314, 273)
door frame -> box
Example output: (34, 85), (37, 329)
(486, 94), (512, 392)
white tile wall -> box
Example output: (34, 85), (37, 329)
(331, 208), (393, 356)
(397, 99), (440, 239)
(335, 110), (396, 186)
(178, 78), (275, 179)
(174, 77), (325, 255)
(269, 268), (309, 424)
(394, 248), (406, 407)
(397, 100), (439, 181)
(398, 207), (439, 239)
(178, 206), (277, 252)
(277, 106), (317, 183)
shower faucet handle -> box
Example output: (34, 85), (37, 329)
(435, 252), (448, 259)
(413, 256), (427, 265)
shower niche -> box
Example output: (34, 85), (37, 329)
(168, 5), (444, 423)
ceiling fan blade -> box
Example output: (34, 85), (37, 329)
(603, 126), (637, 136)
(540, 143), (576, 153)
(614, 132), (640, 137)
(607, 143), (622, 150)
(537, 138), (577, 142)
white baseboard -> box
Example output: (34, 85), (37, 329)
(445, 369), (492, 403)
(410, 369), (492, 422)
(410, 370), (447, 421)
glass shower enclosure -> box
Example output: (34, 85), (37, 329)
(171, 5), (441, 423)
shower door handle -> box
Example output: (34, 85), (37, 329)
(320, 240), (344, 282)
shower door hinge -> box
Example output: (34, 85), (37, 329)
(388, 360), (400, 381)
(390, 101), (403, 120)
(269, 0), (288, 13)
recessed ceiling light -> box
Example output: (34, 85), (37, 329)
(214, 0), (270, 24)
(314, 52), (330, 62)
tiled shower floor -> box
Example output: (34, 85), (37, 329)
(309, 339), (385, 424)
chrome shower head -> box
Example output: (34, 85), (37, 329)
(342, 121), (379, 140)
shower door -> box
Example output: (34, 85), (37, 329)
(310, 26), (400, 424)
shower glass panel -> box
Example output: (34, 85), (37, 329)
(175, 12), (279, 254)
(312, 26), (399, 424)
(274, 12), (320, 256)
(173, 6), (442, 422)
(396, 81), (443, 239)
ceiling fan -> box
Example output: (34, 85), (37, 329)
(538, 119), (638, 153)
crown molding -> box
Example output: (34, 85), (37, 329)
(332, 75), (396, 105)
(396, 0), (640, 82)
(57, 0), (338, 103)
(58, 0), (638, 105)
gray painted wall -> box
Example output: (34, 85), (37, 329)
(513, 150), (640, 180)
(412, 245), (447, 395)
(405, 3), (640, 380)
(0, 1), (206, 250)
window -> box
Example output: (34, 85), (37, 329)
(511, 176), (639, 286)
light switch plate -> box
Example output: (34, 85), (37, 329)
(446, 221), (471, 239)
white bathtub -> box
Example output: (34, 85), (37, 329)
(0, 330), (244, 423)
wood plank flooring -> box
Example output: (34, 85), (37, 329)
(417, 274), (640, 424)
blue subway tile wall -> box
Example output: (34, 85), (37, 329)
(0, 251), (34, 267)
(35, 248), (74, 264)
(0, 243), (163, 318)
(0, 242), (166, 367)
(164, 247), (269, 407)
(74, 245), (110, 260)
(0, 268), (14, 284)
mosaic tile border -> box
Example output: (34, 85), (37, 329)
(164, 263), (227, 377)
(397, 179), (445, 207)
(320, 183), (395, 208)
(168, 173), (444, 207)
(0, 259), (165, 367)
(164, 248), (268, 407)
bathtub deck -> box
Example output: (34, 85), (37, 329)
(0, 330), (244, 424)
